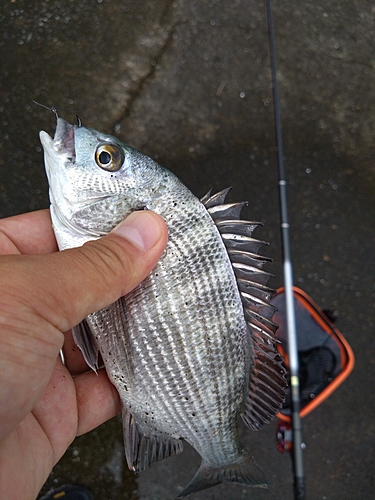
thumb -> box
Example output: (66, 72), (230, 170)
(4, 210), (168, 335)
(45, 210), (168, 332)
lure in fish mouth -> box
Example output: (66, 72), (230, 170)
(40, 115), (287, 499)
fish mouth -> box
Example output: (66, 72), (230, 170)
(53, 117), (76, 157)
(39, 117), (76, 159)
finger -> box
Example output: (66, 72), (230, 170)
(74, 370), (121, 436)
(0, 210), (57, 255)
(31, 360), (78, 460)
(32, 358), (119, 456)
(32, 360), (120, 459)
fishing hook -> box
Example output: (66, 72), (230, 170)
(32, 100), (59, 118)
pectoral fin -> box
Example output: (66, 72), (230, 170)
(72, 318), (99, 372)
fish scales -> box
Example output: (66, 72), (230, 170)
(40, 117), (287, 498)
(88, 200), (247, 463)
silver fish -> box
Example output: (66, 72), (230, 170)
(40, 117), (286, 498)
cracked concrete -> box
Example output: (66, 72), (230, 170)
(110, 19), (183, 134)
(108, 1), (179, 132)
(1, 1), (374, 499)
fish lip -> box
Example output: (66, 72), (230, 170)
(53, 117), (76, 157)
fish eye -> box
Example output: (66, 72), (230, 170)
(95, 143), (124, 172)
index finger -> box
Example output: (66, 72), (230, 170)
(0, 209), (58, 255)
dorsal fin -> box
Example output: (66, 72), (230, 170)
(201, 188), (287, 430)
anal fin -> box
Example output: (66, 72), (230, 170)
(122, 407), (183, 473)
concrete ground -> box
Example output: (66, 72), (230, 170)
(1, 1), (374, 499)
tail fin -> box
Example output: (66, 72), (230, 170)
(175, 449), (268, 498)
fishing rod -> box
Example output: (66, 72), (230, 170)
(266, 1), (306, 498)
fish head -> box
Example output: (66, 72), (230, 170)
(39, 117), (170, 249)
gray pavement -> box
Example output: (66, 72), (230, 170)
(1, 1), (374, 499)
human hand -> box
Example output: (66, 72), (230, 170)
(0, 209), (168, 500)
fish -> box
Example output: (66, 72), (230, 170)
(39, 116), (287, 498)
